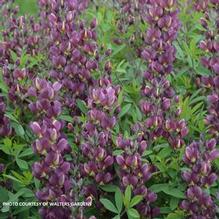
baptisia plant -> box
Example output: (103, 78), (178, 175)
(39, 0), (98, 115)
(80, 77), (120, 188)
(180, 1), (219, 218)
(180, 138), (219, 218)
(139, 0), (188, 148)
(116, 136), (160, 217)
(198, 0), (219, 139)
(28, 78), (72, 219)
(0, 1), (41, 138)
(0, 0), (41, 104)
(78, 76), (124, 219)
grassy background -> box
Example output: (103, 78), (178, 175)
(15, 0), (38, 15)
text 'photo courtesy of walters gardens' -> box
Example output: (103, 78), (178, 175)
(0, 0), (219, 219)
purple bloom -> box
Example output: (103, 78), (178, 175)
(198, 0), (219, 138)
(39, 0), (99, 114)
(0, 2), (41, 104)
(81, 77), (120, 187)
(138, 0), (187, 151)
(181, 139), (218, 218)
(29, 78), (72, 217)
(116, 136), (158, 217)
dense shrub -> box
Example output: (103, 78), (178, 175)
(0, 0), (218, 219)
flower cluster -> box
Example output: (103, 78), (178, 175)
(181, 139), (219, 218)
(114, 0), (149, 51)
(28, 78), (72, 219)
(116, 136), (159, 217)
(141, 0), (180, 76)
(198, 0), (219, 138)
(116, 0), (144, 32)
(0, 1), (41, 103)
(80, 77), (120, 190)
(39, 0), (98, 115)
(139, 76), (188, 148)
(194, 0), (209, 11)
(139, 0), (188, 148)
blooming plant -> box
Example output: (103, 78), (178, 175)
(0, 0), (219, 219)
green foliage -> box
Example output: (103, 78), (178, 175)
(178, 89), (207, 135)
(15, 0), (38, 15)
(100, 185), (143, 219)
(0, 1), (218, 219)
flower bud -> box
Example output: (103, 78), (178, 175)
(30, 122), (42, 136)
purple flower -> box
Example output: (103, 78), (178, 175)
(139, 0), (187, 150)
(80, 77), (120, 202)
(116, 136), (158, 217)
(28, 76), (72, 217)
(0, 1), (41, 105)
(181, 139), (218, 218)
(198, 0), (219, 138)
(39, 0), (99, 114)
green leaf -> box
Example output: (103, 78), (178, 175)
(130, 195), (143, 208)
(18, 148), (33, 158)
(19, 51), (29, 68)
(162, 186), (185, 199)
(160, 207), (172, 214)
(76, 99), (88, 114)
(167, 213), (180, 219)
(5, 112), (19, 123)
(16, 158), (28, 170)
(15, 0), (38, 15)
(100, 198), (118, 214)
(153, 143), (169, 151)
(59, 114), (73, 123)
(150, 184), (167, 193)
(173, 42), (184, 59)
(113, 150), (124, 156)
(0, 138), (12, 155)
(11, 170), (32, 185)
(10, 50), (18, 62)
(19, 188), (34, 198)
(135, 105), (142, 121)
(150, 184), (185, 199)
(13, 143), (25, 157)
(11, 122), (25, 137)
(8, 188), (31, 202)
(124, 185), (132, 208)
(117, 89), (123, 105)
(170, 197), (179, 210)
(0, 73), (8, 93)
(112, 216), (120, 219)
(115, 188), (123, 213)
(34, 178), (40, 190)
(3, 174), (22, 184)
(127, 208), (140, 219)
(167, 211), (184, 219)
(3, 138), (12, 147)
(111, 45), (126, 58)
(0, 186), (9, 202)
(119, 104), (132, 118)
(158, 147), (172, 159)
(1, 205), (10, 213)
(100, 184), (118, 193)
(142, 150), (153, 157)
